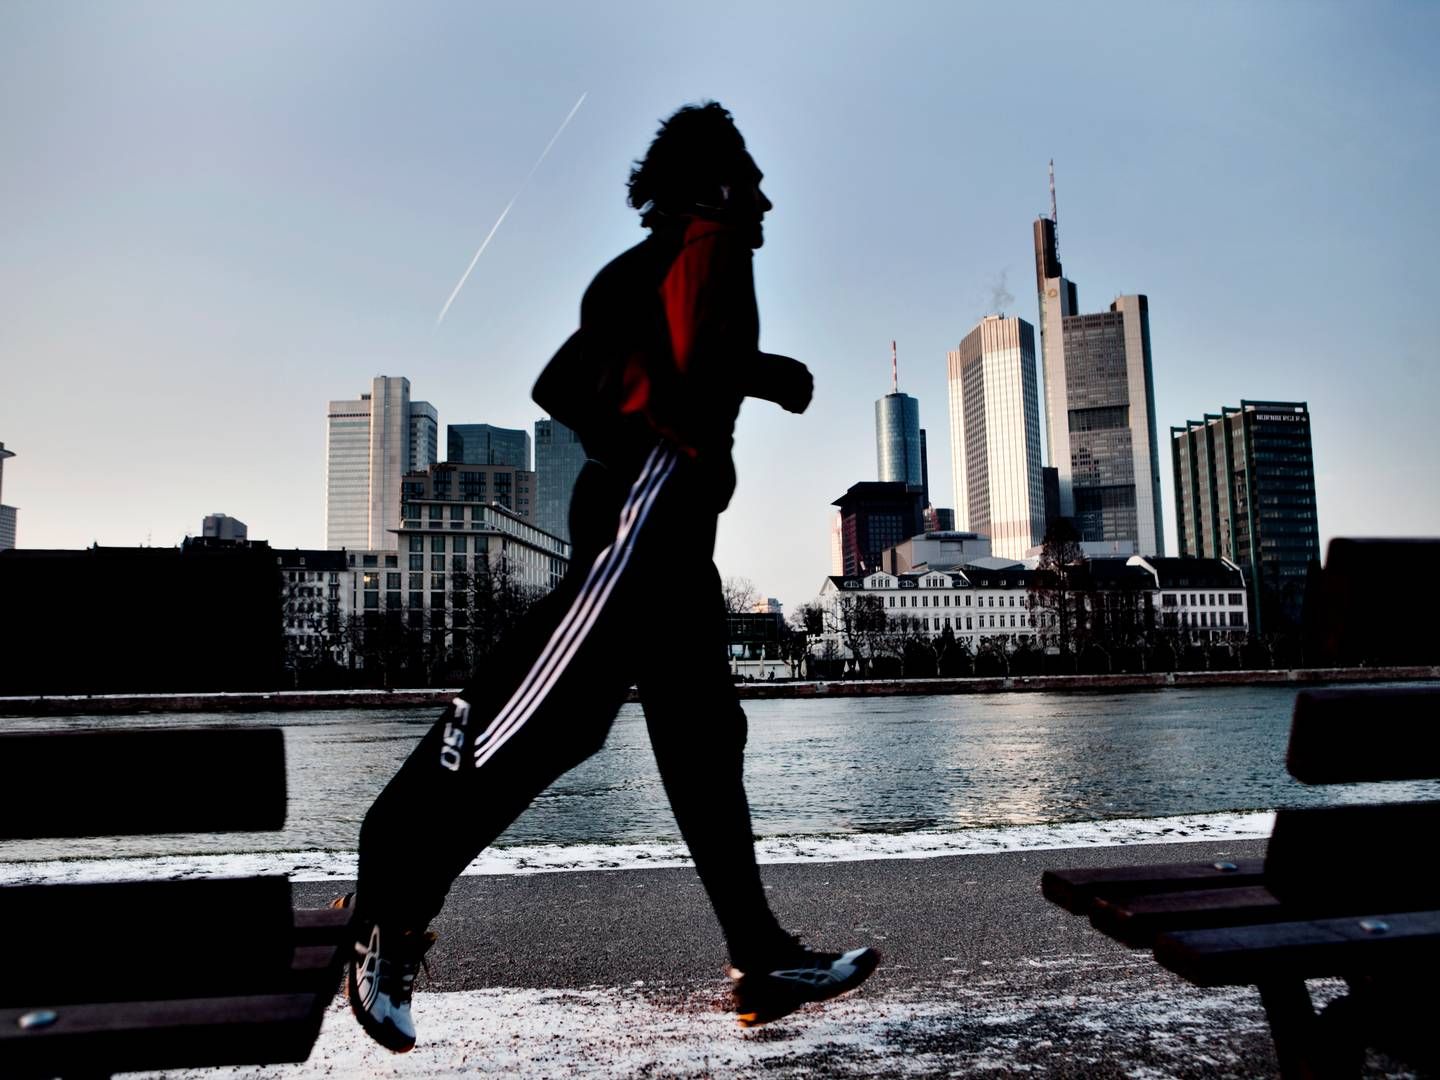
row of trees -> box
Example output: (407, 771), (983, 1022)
(283, 565), (543, 689)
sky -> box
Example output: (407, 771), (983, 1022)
(2, 1), (1437, 613)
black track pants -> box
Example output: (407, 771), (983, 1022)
(356, 444), (786, 966)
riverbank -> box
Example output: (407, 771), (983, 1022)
(2, 664), (1435, 716)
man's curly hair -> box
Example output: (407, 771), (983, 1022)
(627, 102), (749, 225)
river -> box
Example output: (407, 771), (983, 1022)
(3, 682), (1435, 869)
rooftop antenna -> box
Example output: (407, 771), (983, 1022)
(1049, 158), (1059, 255)
(891, 340), (898, 393)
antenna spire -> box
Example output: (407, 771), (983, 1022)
(1049, 159), (1059, 257)
(891, 340), (898, 393)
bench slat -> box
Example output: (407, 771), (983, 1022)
(2, 878), (296, 1006)
(1154, 910), (1440, 987)
(1288, 688), (1440, 784)
(0, 727), (286, 838)
(0, 992), (328, 1078)
(1090, 885), (1284, 947)
(1041, 859), (1265, 914)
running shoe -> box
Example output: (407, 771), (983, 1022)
(730, 937), (880, 1027)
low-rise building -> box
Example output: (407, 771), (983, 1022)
(274, 548), (351, 667)
(203, 513), (248, 541)
(814, 554), (1248, 661)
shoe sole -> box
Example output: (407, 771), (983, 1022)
(734, 948), (881, 1028)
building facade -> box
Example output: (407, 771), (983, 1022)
(275, 547), (351, 667)
(0, 442), (15, 551)
(398, 462), (566, 592)
(819, 564), (1042, 651)
(1033, 210), (1165, 555)
(534, 417), (586, 544)
(832, 481), (926, 577)
(203, 513), (247, 541)
(948, 315), (1046, 560)
(816, 554), (1246, 660)
(404, 461), (537, 523)
(884, 530), (992, 574)
(1171, 401), (1318, 630)
(447, 423), (531, 469)
(325, 376), (438, 551)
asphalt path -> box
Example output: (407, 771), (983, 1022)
(268, 839), (1418, 1078)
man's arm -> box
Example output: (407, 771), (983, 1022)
(743, 352), (813, 414)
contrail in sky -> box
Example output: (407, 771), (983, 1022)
(435, 91), (589, 328)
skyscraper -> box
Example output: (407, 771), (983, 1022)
(832, 481), (926, 577)
(535, 417), (584, 544)
(0, 442), (16, 552)
(326, 376), (438, 551)
(1172, 401), (1319, 631)
(447, 424), (531, 469)
(534, 417), (586, 544)
(1033, 168), (1165, 555)
(947, 315), (1046, 561)
(875, 343), (923, 492)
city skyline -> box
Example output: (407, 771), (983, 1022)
(3, 4), (1437, 612)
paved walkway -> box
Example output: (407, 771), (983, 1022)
(149, 839), (1421, 1078)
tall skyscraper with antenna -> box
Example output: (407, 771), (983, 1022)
(874, 341), (925, 502)
(1033, 163), (1165, 555)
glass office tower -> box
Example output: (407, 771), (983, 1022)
(875, 392), (922, 491)
(446, 424), (530, 470)
(1172, 401), (1318, 631)
(534, 417), (586, 544)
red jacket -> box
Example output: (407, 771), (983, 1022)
(534, 216), (786, 501)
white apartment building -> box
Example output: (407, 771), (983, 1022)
(818, 563), (1039, 650)
(815, 554), (1248, 661)
(275, 548), (353, 666)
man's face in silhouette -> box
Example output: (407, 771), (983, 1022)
(717, 151), (772, 249)
(702, 150), (771, 249)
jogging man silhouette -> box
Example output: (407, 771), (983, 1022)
(339, 101), (879, 1052)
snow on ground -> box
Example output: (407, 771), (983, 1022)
(131, 959), (1386, 1080)
(0, 811), (1275, 886)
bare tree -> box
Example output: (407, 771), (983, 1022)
(791, 600), (826, 638)
(721, 575), (760, 614)
(1031, 519), (1084, 662)
(827, 593), (887, 677)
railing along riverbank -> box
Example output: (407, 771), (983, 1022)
(1, 665), (1436, 716)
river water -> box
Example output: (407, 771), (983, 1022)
(2, 683), (1434, 864)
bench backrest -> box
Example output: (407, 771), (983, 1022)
(0, 727), (286, 839)
(0, 726), (294, 1005)
(1303, 538), (1440, 667)
(1266, 685), (1440, 910)
(1287, 687), (1440, 784)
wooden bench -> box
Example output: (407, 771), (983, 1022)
(0, 727), (352, 1079)
(1043, 685), (1440, 1077)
